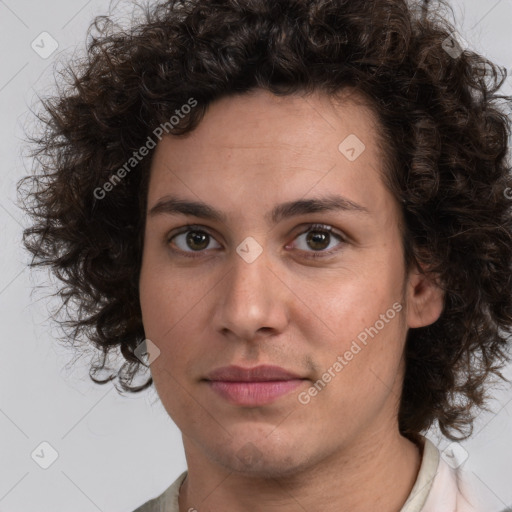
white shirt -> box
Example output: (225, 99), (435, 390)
(132, 436), (493, 512)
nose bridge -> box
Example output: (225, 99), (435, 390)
(227, 243), (273, 311)
(216, 241), (287, 338)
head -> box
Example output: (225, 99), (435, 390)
(138, 86), (448, 474)
(18, 0), (512, 466)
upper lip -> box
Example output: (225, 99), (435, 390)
(205, 365), (304, 382)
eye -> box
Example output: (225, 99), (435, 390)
(167, 225), (221, 257)
(288, 223), (346, 259)
(166, 223), (347, 259)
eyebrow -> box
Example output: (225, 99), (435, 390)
(148, 194), (370, 225)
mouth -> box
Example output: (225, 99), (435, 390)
(203, 365), (308, 406)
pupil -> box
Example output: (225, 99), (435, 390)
(307, 230), (329, 250)
(187, 231), (208, 250)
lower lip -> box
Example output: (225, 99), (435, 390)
(207, 379), (305, 406)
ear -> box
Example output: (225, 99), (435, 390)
(405, 265), (445, 329)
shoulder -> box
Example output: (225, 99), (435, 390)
(131, 471), (188, 512)
(401, 436), (495, 512)
(421, 440), (493, 512)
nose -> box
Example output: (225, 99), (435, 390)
(212, 247), (289, 342)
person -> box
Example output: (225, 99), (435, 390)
(17, 0), (512, 510)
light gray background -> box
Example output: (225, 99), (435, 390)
(0, 1), (511, 511)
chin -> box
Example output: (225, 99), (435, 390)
(204, 435), (314, 479)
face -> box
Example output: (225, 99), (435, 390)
(138, 88), (443, 477)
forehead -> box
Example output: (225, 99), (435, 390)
(147, 88), (394, 223)
(164, 87), (383, 158)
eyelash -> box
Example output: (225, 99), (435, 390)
(166, 223), (347, 260)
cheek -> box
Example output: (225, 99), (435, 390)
(139, 259), (212, 378)
(139, 248), (191, 338)
(307, 263), (402, 345)
(139, 267), (202, 422)
(307, 265), (406, 401)
(307, 314), (405, 439)
(139, 275), (171, 341)
(139, 278), (188, 365)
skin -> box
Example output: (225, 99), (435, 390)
(138, 87), (444, 512)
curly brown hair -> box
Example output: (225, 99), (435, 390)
(17, 0), (512, 441)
